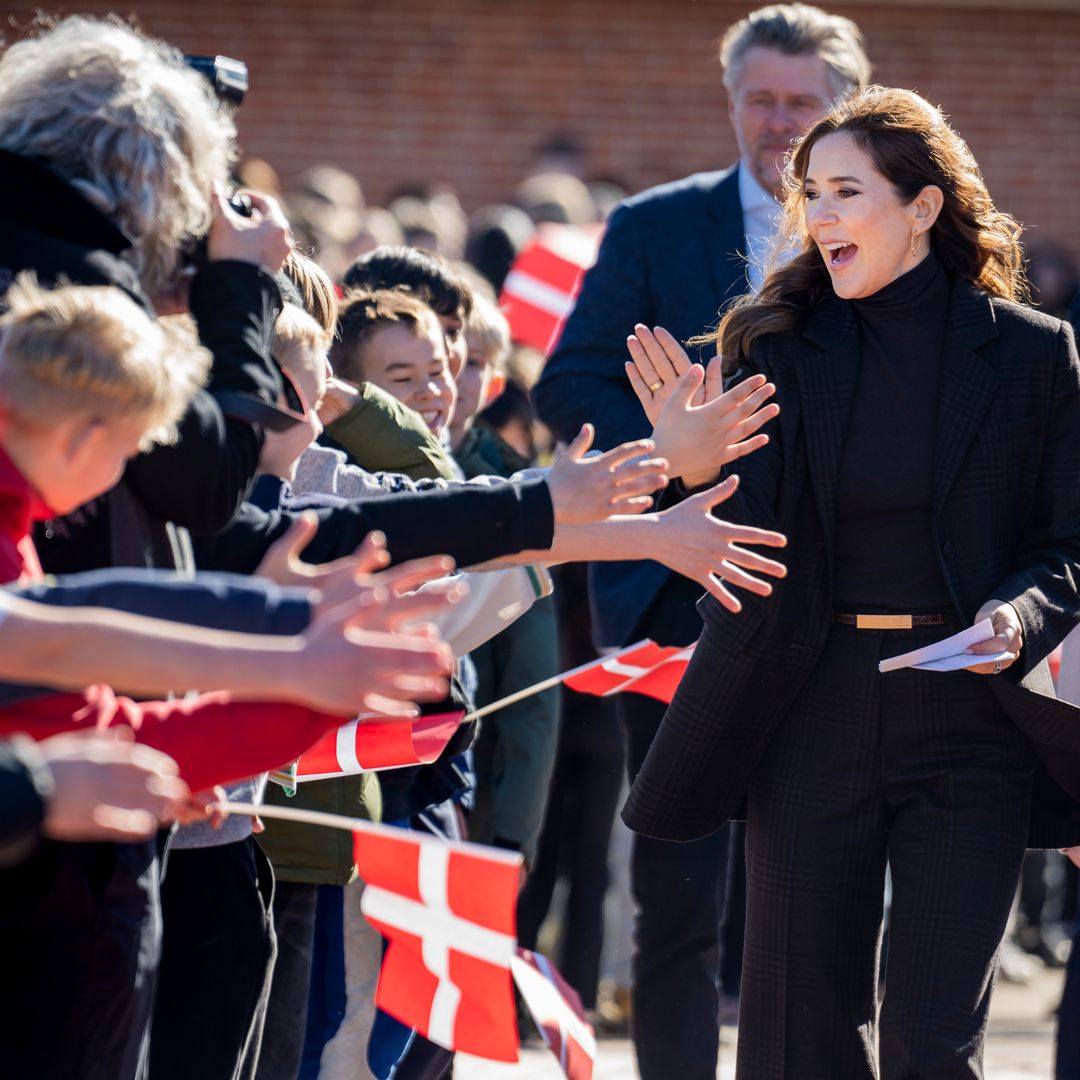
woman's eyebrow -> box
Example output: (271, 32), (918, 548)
(803, 174), (863, 185)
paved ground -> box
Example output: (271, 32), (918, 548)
(459, 966), (1065, 1079)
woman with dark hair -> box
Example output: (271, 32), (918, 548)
(622, 85), (1080, 1079)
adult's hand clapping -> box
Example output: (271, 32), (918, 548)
(625, 324), (779, 490)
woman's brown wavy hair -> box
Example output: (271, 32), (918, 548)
(703, 85), (1027, 370)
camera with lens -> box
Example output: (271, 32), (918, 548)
(182, 55), (253, 271)
(185, 191), (254, 272)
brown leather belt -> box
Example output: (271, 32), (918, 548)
(832, 612), (946, 630)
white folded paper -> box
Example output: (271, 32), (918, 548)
(877, 618), (1013, 674)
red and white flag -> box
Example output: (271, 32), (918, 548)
(295, 711), (463, 781)
(512, 949), (596, 1080)
(500, 223), (602, 354)
(563, 640), (696, 704)
(356, 826), (523, 1062)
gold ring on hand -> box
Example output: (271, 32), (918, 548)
(648, 381), (663, 393)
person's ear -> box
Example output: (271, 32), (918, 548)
(483, 371), (507, 408)
(912, 184), (944, 237)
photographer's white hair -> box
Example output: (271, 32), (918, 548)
(0, 16), (235, 295)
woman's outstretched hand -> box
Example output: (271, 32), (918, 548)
(967, 599), (1024, 675)
(654, 474), (787, 613)
(625, 325), (778, 489)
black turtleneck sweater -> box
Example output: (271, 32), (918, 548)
(833, 251), (953, 609)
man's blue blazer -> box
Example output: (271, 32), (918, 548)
(534, 165), (751, 646)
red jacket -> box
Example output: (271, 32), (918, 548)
(0, 445), (346, 792)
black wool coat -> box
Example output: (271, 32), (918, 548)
(623, 280), (1080, 850)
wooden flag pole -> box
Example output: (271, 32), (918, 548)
(214, 799), (375, 834)
(211, 800), (524, 865)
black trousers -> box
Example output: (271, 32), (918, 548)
(738, 621), (1035, 1080)
(622, 691), (732, 1080)
(617, 574), (735, 1080)
(0, 836), (163, 1080)
(256, 881), (319, 1080)
(150, 836), (277, 1080)
(516, 687), (624, 1010)
(1057, 893), (1080, 1079)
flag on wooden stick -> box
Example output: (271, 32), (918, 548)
(212, 800), (594, 1067)
(461, 640), (697, 726)
(356, 827), (523, 1062)
(294, 711), (463, 781)
(563, 641), (696, 704)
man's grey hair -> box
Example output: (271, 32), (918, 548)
(0, 16), (235, 296)
(720, 4), (872, 98)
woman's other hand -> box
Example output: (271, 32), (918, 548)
(967, 599), (1024, 675)
(625, 325), (778, 489)
(654, 474), (787, 613)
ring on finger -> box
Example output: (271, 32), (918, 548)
(648, 381), (663, 393)
(993, 660), (1004, 675)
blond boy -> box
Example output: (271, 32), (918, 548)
(449, 292), (509, 452)
(0, 276), (209, 530)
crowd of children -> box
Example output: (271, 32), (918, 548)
(0, 14), (791, 1080)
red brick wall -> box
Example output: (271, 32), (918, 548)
(5, 1), (1080, 259)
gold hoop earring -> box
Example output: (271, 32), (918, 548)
(911, 231), (921, 257)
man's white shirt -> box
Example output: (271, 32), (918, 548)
(738, 162), (782, 294)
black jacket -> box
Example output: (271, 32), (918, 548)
(193, 475), (555, 575)
(0, 149), (283, 573)
(623, 281), (1080, 849)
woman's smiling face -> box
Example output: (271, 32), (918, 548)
(802, 132), (932, 299)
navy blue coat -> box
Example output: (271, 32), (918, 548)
(533, 166), (750, 646)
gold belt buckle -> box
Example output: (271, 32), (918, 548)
(855, 614), (913, 630)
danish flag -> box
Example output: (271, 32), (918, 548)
(294, 711), (463, 781)
(500, 223), (602, 354)
(355, 826), (523, 1061)
(512, 949), (596, 1080)
(563, 640), (696, 704)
